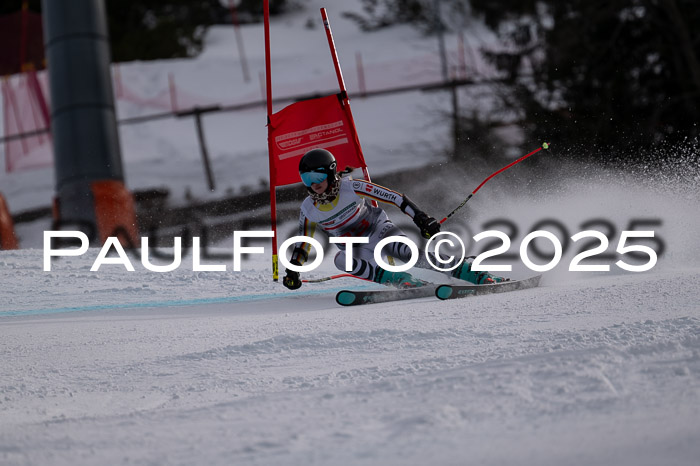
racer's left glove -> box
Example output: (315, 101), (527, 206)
(413, 211), (441, 239)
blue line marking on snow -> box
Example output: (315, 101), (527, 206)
(0, 285), (378, 318)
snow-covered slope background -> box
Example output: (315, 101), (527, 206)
(1, 1), (699, 465)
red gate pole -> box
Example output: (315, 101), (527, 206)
(320, 8), (372, 183)
(264, 0), (279, 281)
(320, 9), (396, 267)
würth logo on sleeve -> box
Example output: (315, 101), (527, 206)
(372, 188), (398, 203)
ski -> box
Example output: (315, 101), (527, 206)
(336, 275), (542, 306)
(336, 285), (437, 306)
(435, 275), (542, 300)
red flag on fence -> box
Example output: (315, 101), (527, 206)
(268, 94), (367, 186)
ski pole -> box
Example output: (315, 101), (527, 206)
(439, 142), (549, 224)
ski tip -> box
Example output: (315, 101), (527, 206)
(542, 142), (550, 150)
(336, 290), (357, 306)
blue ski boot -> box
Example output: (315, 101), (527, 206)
(451, 258), (508, 284)
(373, 268), (426, 289)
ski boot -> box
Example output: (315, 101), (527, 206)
(451, 257), (508, 284)
(373, 267), (426, 289)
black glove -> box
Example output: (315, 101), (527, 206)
(283, 261), (302, 290)
(413, 211), (441, 239)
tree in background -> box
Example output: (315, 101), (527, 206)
(0, 0), (40, 16)
(341, 0), (435, 32)
(106, 0), (230, 62)
(0, 0), (292, 66)
(343, 0), (700, 162)
(235, 0), (290, 21)
(108, 0), (291, 61)
(470, 0), (700, 161)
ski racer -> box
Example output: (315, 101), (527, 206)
(282, 148), (506, 290)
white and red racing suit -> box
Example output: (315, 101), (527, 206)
(289, 176), (429, 281)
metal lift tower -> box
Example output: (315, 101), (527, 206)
(42, 0), (138, 245)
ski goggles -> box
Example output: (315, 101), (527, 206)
(300, 170), (328, 187)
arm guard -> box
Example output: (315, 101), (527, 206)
(289, 247), (308, 265)
(399, 196), (420, 218)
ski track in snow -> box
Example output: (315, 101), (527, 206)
(1, 248), (699, 465)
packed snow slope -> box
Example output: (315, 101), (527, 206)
(2, 165), (700, 465)
(1, 252), (699, 465)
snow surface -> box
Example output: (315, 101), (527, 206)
(2, 248), (700, 465)
(2, 170), (699, 465)
(2, 1), (700, 465)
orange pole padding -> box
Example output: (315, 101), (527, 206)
(91, 180), (140, 247)
(0, 193), (19, 250)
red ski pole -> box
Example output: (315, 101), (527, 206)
(439, 142), (549, 224)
